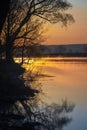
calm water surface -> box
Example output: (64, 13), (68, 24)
(37, 57), (87, 130)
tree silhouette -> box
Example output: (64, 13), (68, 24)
(1, 0), (74, 62)
(0, 0), (10, 34)
(0, 1), (75, 129)
(2, 15), (44, 63)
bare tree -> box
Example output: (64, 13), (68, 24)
(15, 19), (44, 64)
(1, 0), (74, 62)
(2, 14), (44, 62)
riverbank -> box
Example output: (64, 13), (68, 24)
(0, 60), (38, 101)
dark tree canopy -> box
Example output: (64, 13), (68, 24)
(0, 0), (10, 34)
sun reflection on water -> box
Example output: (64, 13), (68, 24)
(14, 57), (87, 130)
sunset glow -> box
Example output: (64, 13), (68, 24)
(43, 0), (87, 45)
(0, 1), (87, 130)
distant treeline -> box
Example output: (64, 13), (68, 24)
(13, 44), (87, 57)
(43, 53), (87, 57)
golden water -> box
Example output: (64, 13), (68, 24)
(35, 57), (87, 130)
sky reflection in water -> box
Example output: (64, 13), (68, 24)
(36, 57), (87, 130)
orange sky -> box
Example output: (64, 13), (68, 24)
(43, 1), (87, 45)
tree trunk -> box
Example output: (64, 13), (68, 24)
(6, 41), (14, 63)
(0, 0), (10, 34)
(5, 13), (14, 63)
(21, 44), (25, 64)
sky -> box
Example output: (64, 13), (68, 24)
(43, 0), (87, 45)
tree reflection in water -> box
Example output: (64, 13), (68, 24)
(20, 97), (74, 130)
(0, 82), (74, 130)
(0, 62), (74, 130)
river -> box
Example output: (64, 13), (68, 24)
(36, 57), (87, 130)
(15, 57), (87, 130)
